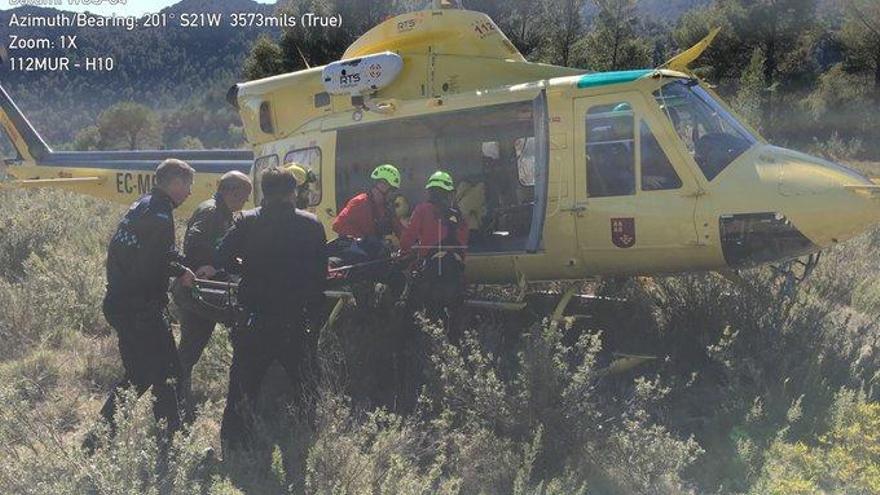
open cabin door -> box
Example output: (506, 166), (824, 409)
(572, 92), (700, 274)
(332, 93), (549, 255)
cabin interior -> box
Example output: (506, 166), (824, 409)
(335, 99), (540, 253)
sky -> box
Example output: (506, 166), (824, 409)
(1, 0), (275, 16)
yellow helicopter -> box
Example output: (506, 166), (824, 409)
(2, 4), (880, 308)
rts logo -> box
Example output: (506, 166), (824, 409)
(339, 73), (361, 86)
(397, 18), (416, 32)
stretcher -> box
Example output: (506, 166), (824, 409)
(178, 254), (414, 325)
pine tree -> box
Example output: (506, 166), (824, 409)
(733, 48), (766, 133)
(243, 35), (285, 81)
(840, 0), (880, 94)
(538, 0), (586, 67)
(574, 0), (651, 71)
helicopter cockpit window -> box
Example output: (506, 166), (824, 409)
(586, 103), (636, 197)
(653, 80), (757, 181)
(640, 120), (682, 191)
(284, 147), (322, 206)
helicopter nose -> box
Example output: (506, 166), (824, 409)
(768, 147), (880, 248)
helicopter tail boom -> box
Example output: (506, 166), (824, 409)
(0, 83), (51, 163)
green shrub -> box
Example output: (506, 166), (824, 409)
(306, 394), (460, 495)
(751, 390), (880, 495)
(189, 326), (233, 405)
(75, 334), (123, 393)
(0, 385), (223, 495)
(0, 189), (116, 361)
(0, 349), (61, 404)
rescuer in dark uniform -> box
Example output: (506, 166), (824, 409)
(95, 158), (196, 445)
(215, 166), (327, 457)
(173, 170), (252, 422)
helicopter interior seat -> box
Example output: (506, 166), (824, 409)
(472, 147), (535, 252)
(457, 181), (526, 253)
(587, 142), (635, 197)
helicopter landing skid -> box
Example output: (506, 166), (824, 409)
(772, 252), (821, 299)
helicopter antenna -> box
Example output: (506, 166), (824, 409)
(293, 40), (311, 69)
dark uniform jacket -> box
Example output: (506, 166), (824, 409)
(105, 188), (186, 310)
(183, 193), (233, 270)
(216, 202), (327, 319)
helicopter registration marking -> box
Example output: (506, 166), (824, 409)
(611, 218), (636, 249)
(115, 172), (155, 195)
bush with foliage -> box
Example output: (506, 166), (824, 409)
(1, 180), (879, 494)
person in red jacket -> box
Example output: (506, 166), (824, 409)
(332, 163), (404, 248)
(401, 171), (469, 333)
(331, 164), (405, 311)
(400, 170), (469, 258)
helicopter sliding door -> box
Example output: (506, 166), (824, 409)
(334, 96), (548, 254)
(573, 92), (700, 274)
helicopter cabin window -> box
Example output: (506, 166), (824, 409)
(284, 147), (322, 206)
(335, 99), (542, 253)
(586, 103), (636, 197)
(653, 80), (757, 181)
(259, 101), (274, 134)
(516, 137), (537, 186)
(640, 120), (682, 191)
(252, 154), (279, 204)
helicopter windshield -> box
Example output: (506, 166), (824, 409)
(653, 80), (757, 181)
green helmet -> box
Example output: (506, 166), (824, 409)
(425, 170), (454, 191)
(370, 164), (401, 188)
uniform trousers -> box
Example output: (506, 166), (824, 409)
(100, 300), (182, 436)
(220, 311), (317, 454)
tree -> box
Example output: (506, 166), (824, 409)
(803, 63), (872, 146)
(464, 0), (544, 56)
(97, 102), (162, 150)
(574, 0), (652, 71)
(174, 136), (204, 150)
(840, 0), (880, 93)
(732, 48), (767, 133)
(72, 125), (101, 151)
(745, 0), (819, 86)
(674, 0), (819, 87)
(538, 0), (586, 66)
(674, 3), (747, 84)
(243, 0), (402, 80)
(673, 0), (820, 136)
(243, 35), (285, 81)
